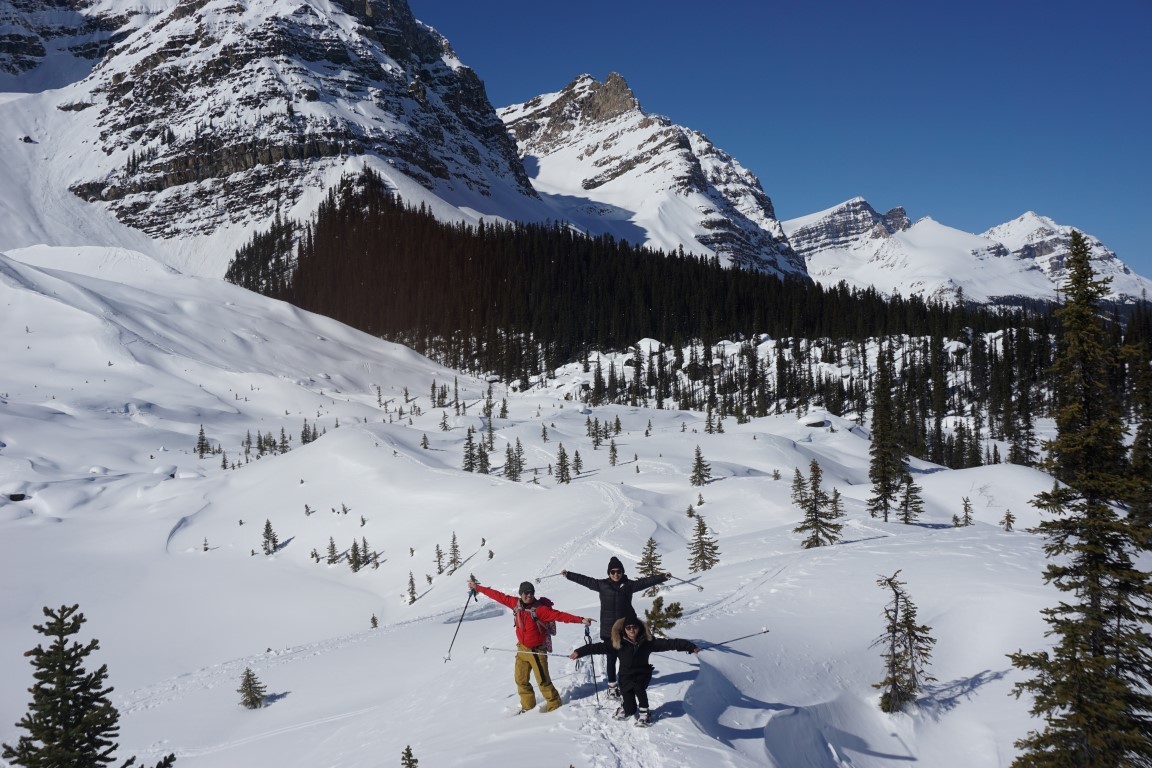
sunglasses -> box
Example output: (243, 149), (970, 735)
(609, 570), (623, 575)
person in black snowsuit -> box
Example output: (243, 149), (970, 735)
(570, 615), (699, 725)
(563, 556), (671, 699)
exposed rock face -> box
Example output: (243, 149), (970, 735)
(500, 73), (804, 278)
(19, 0), (536, 241)
(786, 197), (910, 258)
(0, 0), (140, 86)
(982, 212), (1149, 302)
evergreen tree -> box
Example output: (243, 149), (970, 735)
(867, 346), (904, 522)
(687, 514), (720, 572)
(636, 536), (664, 597)
(959, 496), (974, 527)
(195, 424), (209, 458)
(689, 445), (712, 487)
(348, 539), (362, 572)
(644, 596), (684, 637)
(447, 531), (462, 573)
(326, 537), (339, 565)
(1009, 232), (1152, 767)
(1001, 509), (1016, 532)
(407, 572), (417, 605)
(1128, 342), (1152, 528)
(572, 450), (583, 475)
(872, 572), (935, 713)
(400, 745), (419, 767)
(896, 472), (925, 525)
(434, 544), (444, 575)
(555, 443), (571, 484)
(608, 439), (618, 466)
(462, 426), (476, 472)
(261, 519), (278, 555)
(420, 433), (430, 449)
(2, 606), (177, 768)
(792, 459), (843, 548)
(236, 667), (267, 709)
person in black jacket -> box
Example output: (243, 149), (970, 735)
(563, 556), (671, 699)
(570, 616), (699, 725)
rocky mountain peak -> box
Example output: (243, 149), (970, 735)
(576, 71), (640, 122)
(498, 74), (802, 277)
(785, 197), (911, 258)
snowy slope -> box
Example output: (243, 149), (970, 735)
(0, 243), (1091, 768)
(785, 198), (1152, 303)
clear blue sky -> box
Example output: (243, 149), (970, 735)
(421, 0), (1152, 278)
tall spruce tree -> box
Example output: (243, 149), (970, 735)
(2, 604), (176, 768)
(896, 472), (925, 525)
(261, 519), (278, 555)
(689, 445), (712, 487)
(1008, 231), (1152, 767)
(792, 459), (843, 548)
(687, 514), (720, 572)
(236, 667), (267, 710)
(867, 346), (904, 522)
(872, 572), (935, 713)
(636, 537), (664, 597)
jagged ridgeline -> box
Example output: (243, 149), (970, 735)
(227, 169), (1032, 380)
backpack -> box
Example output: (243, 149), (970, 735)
(515, 597), (558, 651)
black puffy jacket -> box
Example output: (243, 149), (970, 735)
(565, 570), (667, 639)
(574, 619), (698, 691)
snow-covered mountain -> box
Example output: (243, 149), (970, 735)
(499, 73), (804, 277)
(0, 0), (545, 276)
(0, 243), (1075, 768)
(1, 0), (1147, 300)
(784, 198), (1152, 304)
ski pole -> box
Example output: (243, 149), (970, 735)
(535, 572), (564, 583)
(584, 625), (600, 706)
(443, 588), (478, 663)
(696, 627), (770, 652)
(482, 646), (570, 658)
(667, 573), (704, 592)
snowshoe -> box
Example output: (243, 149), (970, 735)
(607, 684), (621, 700)
(612, 706), (630, 721)
(635, 709), (652, 727)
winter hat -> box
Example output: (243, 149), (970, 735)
(518, 581), (535, 596)
(607, 556), (625, 574)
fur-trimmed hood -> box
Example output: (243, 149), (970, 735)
(610, 617), (653, 649)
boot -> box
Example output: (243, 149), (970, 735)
(607, 683), (621, 700)
(635, 708), (651, 726)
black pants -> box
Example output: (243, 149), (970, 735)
(620, 685), (649, 716)
(604, 646), (619, 684)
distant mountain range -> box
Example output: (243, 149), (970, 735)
(1, 0), (1148, 304)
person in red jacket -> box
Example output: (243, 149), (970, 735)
(468, 577), (592, 713)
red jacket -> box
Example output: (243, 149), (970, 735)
(473, 585), (585, 648)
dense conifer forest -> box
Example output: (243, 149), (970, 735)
(226, 169), (1152, 477)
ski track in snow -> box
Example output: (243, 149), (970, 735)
(537, 479), (635, 577)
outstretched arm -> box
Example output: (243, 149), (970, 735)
(468, 580), (517, 610)
(649, 637), (701, 654)
(535, 602), (593, 627)
(570, 640), (611, 659)
(563, 570), (600, 591)
(627, 572), (673, 593)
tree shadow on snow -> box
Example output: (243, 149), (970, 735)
(440, 601), (504, 623)
(918, 668), (1009, 716)
(264, 691), (290, 705)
